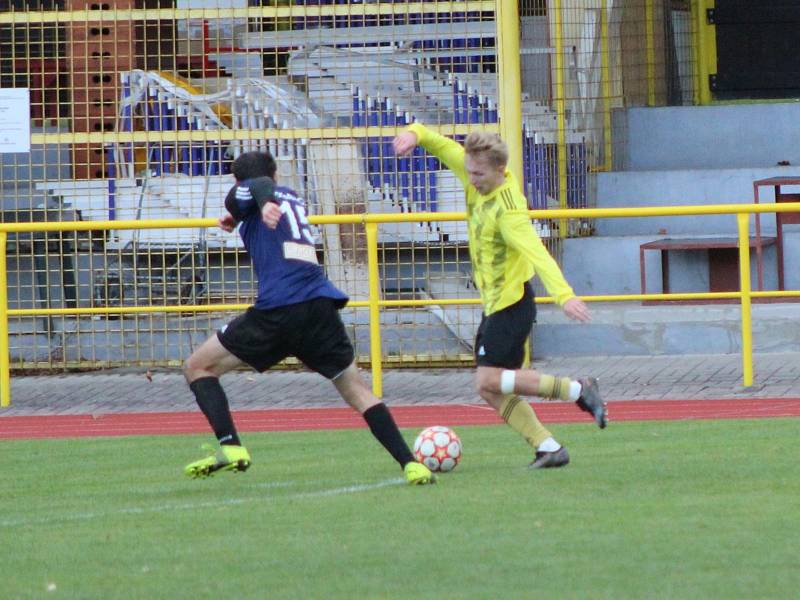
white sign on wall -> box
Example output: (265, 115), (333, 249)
(0, 88), (31, 154)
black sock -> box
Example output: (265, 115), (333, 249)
(362, 403), (415, 468)
(189, 376), (241, 446)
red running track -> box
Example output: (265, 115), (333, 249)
(1, 398), (799, 440)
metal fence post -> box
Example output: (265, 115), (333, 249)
(0, 232), (10, 407)
(601, 0), (613, 171)
(365, 222), (383, 398)
(496, 0), (523, 185)
(645, 0), (656, 106)
(737, 213), (754, 387)
(553, 0), (568, 237)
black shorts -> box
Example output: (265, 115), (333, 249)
(474, 282), (536, 369)
(217, 298), (355, 379)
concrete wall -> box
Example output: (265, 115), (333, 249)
(615, 104), (800, 171)
(7, 310), (466, 363)
(595, 166), (800, 236)
(533, 302), (800, 357)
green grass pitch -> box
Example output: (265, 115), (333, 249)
(2, 418), (798, 599)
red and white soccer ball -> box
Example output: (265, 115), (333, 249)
(413, 426), (462, 472)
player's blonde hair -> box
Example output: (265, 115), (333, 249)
(464, 131), (508, 169)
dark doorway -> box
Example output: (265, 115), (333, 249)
(711, 0), (800, 99)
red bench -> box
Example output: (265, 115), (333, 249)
(753, 177), (800, 291)
(639, 236), (777, 298)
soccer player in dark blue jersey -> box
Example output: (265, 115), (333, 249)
(183, 151), (434, 485)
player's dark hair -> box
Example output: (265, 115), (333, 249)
(231, 151), (277, 181)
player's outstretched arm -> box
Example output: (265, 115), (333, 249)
(392, 131), (418, 156)
(400, 123), (468, 186)
(218, 213), (237, 232)
(562, 296), (591, 322)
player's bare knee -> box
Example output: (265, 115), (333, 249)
(182, 359), (199, 383)
(476, 367), (504, 396)
(183, 355), (209, 383)
(474, 373), (489, 396)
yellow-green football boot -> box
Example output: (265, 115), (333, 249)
(404, 461), (437, 485)
(184, 444), (251, 478)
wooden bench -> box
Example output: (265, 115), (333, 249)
(639, 236), (777, 297)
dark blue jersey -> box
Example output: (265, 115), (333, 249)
(224, 176), (348, 310)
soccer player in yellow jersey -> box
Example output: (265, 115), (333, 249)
(393, 124), (607, 469)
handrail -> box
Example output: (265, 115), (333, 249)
(2, 201), (800, 406)
(2, 202), (800, 234)
(0, 2), (498, 24)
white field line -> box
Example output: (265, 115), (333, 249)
(0, 478), (405, 529)
(459, 403), (494, 412)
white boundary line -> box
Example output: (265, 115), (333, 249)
(0, 478), (405, 529)
(458, 402), (494, 412)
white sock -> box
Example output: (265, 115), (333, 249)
(568, 381), (582, 402)
(537, 437), (561, 452)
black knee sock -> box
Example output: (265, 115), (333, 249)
(189, 377), (241, 446)
(362, 403), (415, 468)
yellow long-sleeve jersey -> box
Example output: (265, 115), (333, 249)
(408, 123), (576, 315)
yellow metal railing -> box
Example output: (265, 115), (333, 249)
(0, 2), (496, 24)
(3, 202), (800, 406)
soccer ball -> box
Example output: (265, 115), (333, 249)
(413, 426), (462, 472)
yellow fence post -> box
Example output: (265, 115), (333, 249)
(645, 0), (656, 106)
(496, 0), (523, 185)
(737, 213), (754, 387)
(0, 232), (10, 407)
(553, 0), (568, 236)
(365, 222), (383, 398)
(691, 0), (702, 105)
(693, 0), (715, 105)
(601, 0), (613, 171)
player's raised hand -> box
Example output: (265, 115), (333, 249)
(218, 213), (237, 232)
(393, 131), (418, 157)
(261, 201), (282, 229)
(562, 297), (591, 322)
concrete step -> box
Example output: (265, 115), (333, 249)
(533, 301), (800, 357)
(596, 166), (800, 237)
(7, 309), (467, 364)
(614, 103), (800, 171)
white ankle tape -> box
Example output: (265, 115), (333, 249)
(500, 370), (516, 395)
